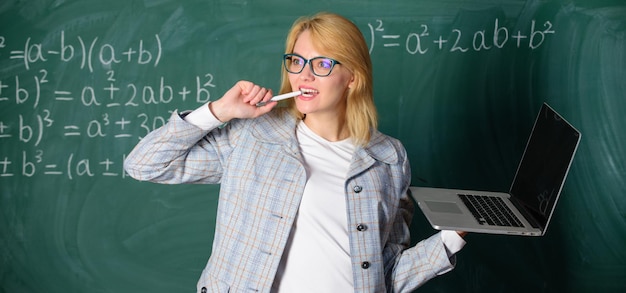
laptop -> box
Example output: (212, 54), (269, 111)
(410, 103), (581, 236)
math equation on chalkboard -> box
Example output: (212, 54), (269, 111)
(367, 18), (555, 54)
(0, 31), (218, 180)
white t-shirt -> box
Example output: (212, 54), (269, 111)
(272, 121), (355, 292)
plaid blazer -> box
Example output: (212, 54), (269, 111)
(124, 110), (454, 293)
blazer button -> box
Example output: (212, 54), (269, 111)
(353, 185), (363, 193)
(361, 261), (371, 269)
(357, 224), (368, 231)
(201, 287), (207, 293)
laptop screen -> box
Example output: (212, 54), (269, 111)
(510, 103), (581, 229)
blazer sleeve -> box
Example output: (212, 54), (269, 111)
(124, 110), (237, 184)
(386, 146), (456, 292)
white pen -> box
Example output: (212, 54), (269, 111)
(256, 90), (302, 107)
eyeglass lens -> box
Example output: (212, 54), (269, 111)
(284, 54), (337, 77)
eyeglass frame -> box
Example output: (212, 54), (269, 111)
(282, 53), (341, 77)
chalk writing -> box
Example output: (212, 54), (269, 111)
(14, 150), (127, 180)
(9, 31), (162, 72)
(0, 31), (213, 179)
(368, 18), (555, 54)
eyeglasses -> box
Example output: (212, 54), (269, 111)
(283, 53), (341, 77)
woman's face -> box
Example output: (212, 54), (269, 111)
(288, 30), (354, 120)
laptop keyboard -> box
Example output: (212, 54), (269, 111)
(458, 194), (524, 227)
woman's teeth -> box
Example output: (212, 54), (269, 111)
(300, 88), (318, 96)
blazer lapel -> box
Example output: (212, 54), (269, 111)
(348, 130), (399, 179)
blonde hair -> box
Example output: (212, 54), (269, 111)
(278, 12), (377, 146)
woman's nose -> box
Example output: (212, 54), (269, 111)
(298, 64), (315, 81)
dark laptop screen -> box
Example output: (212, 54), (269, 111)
(510, 103), (581, 229)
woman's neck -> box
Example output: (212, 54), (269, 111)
(302, 114), (349, 142)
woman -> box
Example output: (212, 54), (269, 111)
(124, 12), (466, 293)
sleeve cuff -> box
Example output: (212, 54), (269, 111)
(441, 230), (466, 257)
(183, 102), (224, 131)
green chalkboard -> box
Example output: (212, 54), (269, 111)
(1, 0), (625, 292)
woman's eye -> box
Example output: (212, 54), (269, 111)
(318, 59), (332, 69)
